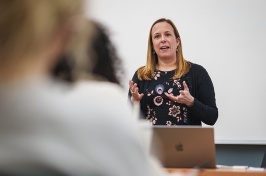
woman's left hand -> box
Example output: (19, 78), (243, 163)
(164, 81), (194, 107)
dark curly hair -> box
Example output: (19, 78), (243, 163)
(52, 20), (124, 87)
(90, 21), (124, 86)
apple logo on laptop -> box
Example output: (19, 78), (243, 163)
(175, 142), (184, 151)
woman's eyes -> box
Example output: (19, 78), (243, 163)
(154, 33), (171, 39)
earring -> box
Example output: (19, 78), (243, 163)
(153, 51), (156, 54)
(176, 48), (178, 52)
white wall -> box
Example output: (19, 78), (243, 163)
(85, 0), (266, 144)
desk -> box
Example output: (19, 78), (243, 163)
(166, 168), (266, 176)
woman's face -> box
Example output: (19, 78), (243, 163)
(151, 21), (179, 61)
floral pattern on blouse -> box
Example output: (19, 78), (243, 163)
(146, 106), (157, 125)
(168, 105), (181, 117)
(145, 69), (189, 125)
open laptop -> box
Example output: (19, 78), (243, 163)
(150, 126), (216, 168)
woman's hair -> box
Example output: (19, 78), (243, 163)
(137, 18), (191, 80)
(0, 0), (87, 71)
(52, 20), (124, 86)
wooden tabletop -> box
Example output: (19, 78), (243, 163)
(166, 168), (266, 176)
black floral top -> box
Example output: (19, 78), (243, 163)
(129, 62), (218, 126)
(145, 69), (188, 125)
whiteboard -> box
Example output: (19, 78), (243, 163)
(85, 0), (266, 144)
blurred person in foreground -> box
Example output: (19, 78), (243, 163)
(129, 18), (218, 126)
(0, 1), (196, 176)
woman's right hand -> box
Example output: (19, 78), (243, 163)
(129, 80), (144, 103)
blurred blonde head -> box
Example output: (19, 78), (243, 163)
(0, 0), (91, 81)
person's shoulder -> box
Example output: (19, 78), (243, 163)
(69, 80), (125, 100)
(79, 81), (123, 93)
(137, 65), (145, 70)
(189, 62), (208, 73)
(190, 62), (205, 70)
(66, 80), (136, 123)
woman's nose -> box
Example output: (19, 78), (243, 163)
(161, 36), (166, 42)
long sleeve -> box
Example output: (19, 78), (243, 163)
(187, 64), (218, 125)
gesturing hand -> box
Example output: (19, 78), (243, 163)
(129, 80), (144, 103)
(164, 81), (194, 107)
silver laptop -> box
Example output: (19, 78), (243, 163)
(150, 126), (216, 168)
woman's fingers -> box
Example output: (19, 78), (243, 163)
(129, 80), (137, 94)
(129, 81), (143, 102)
(183, 81), (189, 91)
(164, 92), (177, 102)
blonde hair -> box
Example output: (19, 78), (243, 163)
(137, 18), (190, 80)
(0, 0), (90, 73)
